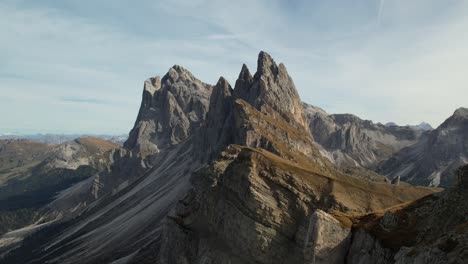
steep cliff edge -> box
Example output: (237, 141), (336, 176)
(125, 66), (212, 157)
(157, 143), (438, 264)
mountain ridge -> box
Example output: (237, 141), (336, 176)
(0, 51), (464, 264)
(378, 107), (468, 187)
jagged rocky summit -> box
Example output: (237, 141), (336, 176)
(0, 52), (465, 264)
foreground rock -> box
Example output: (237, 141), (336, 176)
(349, 164), (468, 264)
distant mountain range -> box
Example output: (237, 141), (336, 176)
(305, 103), (467, 188)
(384, 121), (433, 131)
(0, 133), (127, 145)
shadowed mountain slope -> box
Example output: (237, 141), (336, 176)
(378, 108), (468, 187)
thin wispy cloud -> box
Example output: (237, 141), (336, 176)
(0, 0), (467, 134)
(377, 0), (386, 24)
(61, 97), (111, 105)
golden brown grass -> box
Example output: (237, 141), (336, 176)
(75, 137), (120, 153)
(239, 146), (440, 217)
(0, 140), (52, 184)
(228, 99), (441, 231)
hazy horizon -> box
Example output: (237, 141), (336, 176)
(1, 0), (467, 134)
(1, 102), (463, 136)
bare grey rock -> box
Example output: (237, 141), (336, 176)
(125, 66), (212, 157)
(202, 76), (234, 161)
(303, 103), (422, 169)
(378, 107), (468, 187)
(234, 51), (309, 129)
(303, 210), (351, 264)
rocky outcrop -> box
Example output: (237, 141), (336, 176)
(234, 52), (308, 129)
(86, 67), (214, 199)
(203, 53), (320, 160)
(348, 164), (468, 264)
(42, 137), (119, 170)
(346, 229), (393, 264)
(156, 143), (436, 264)
(378, 107), (468, 187)
(125, 66), (212, 157)
(304, 210), (351, 264)
(303, 103), (422, 169)
(201, 77), (234, 161)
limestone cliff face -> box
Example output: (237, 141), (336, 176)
(234, 52), (308, 130)
(378, 107), (468, 187)
(125, 66), (212, 157)
(157, 142), (436, 264)
(201, 77), (234, 161)
(91, 66), (213, 198)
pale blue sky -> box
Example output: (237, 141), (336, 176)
(1, 0), (467, 134)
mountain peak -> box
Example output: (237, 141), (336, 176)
(256, 51), (277, 76)
(238, 64), (253, 81)
(453, 107), (468, 118)
(215, 76), (230, 88)
(415, 122), (433, 131)
(438, 107), (468, 129)
(170, 64), (190, 74)
(125, 66), (212, 155)
(233, 51), (308, 129)
(162, 65), (199, 85)
(211, 76), (232, 104)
